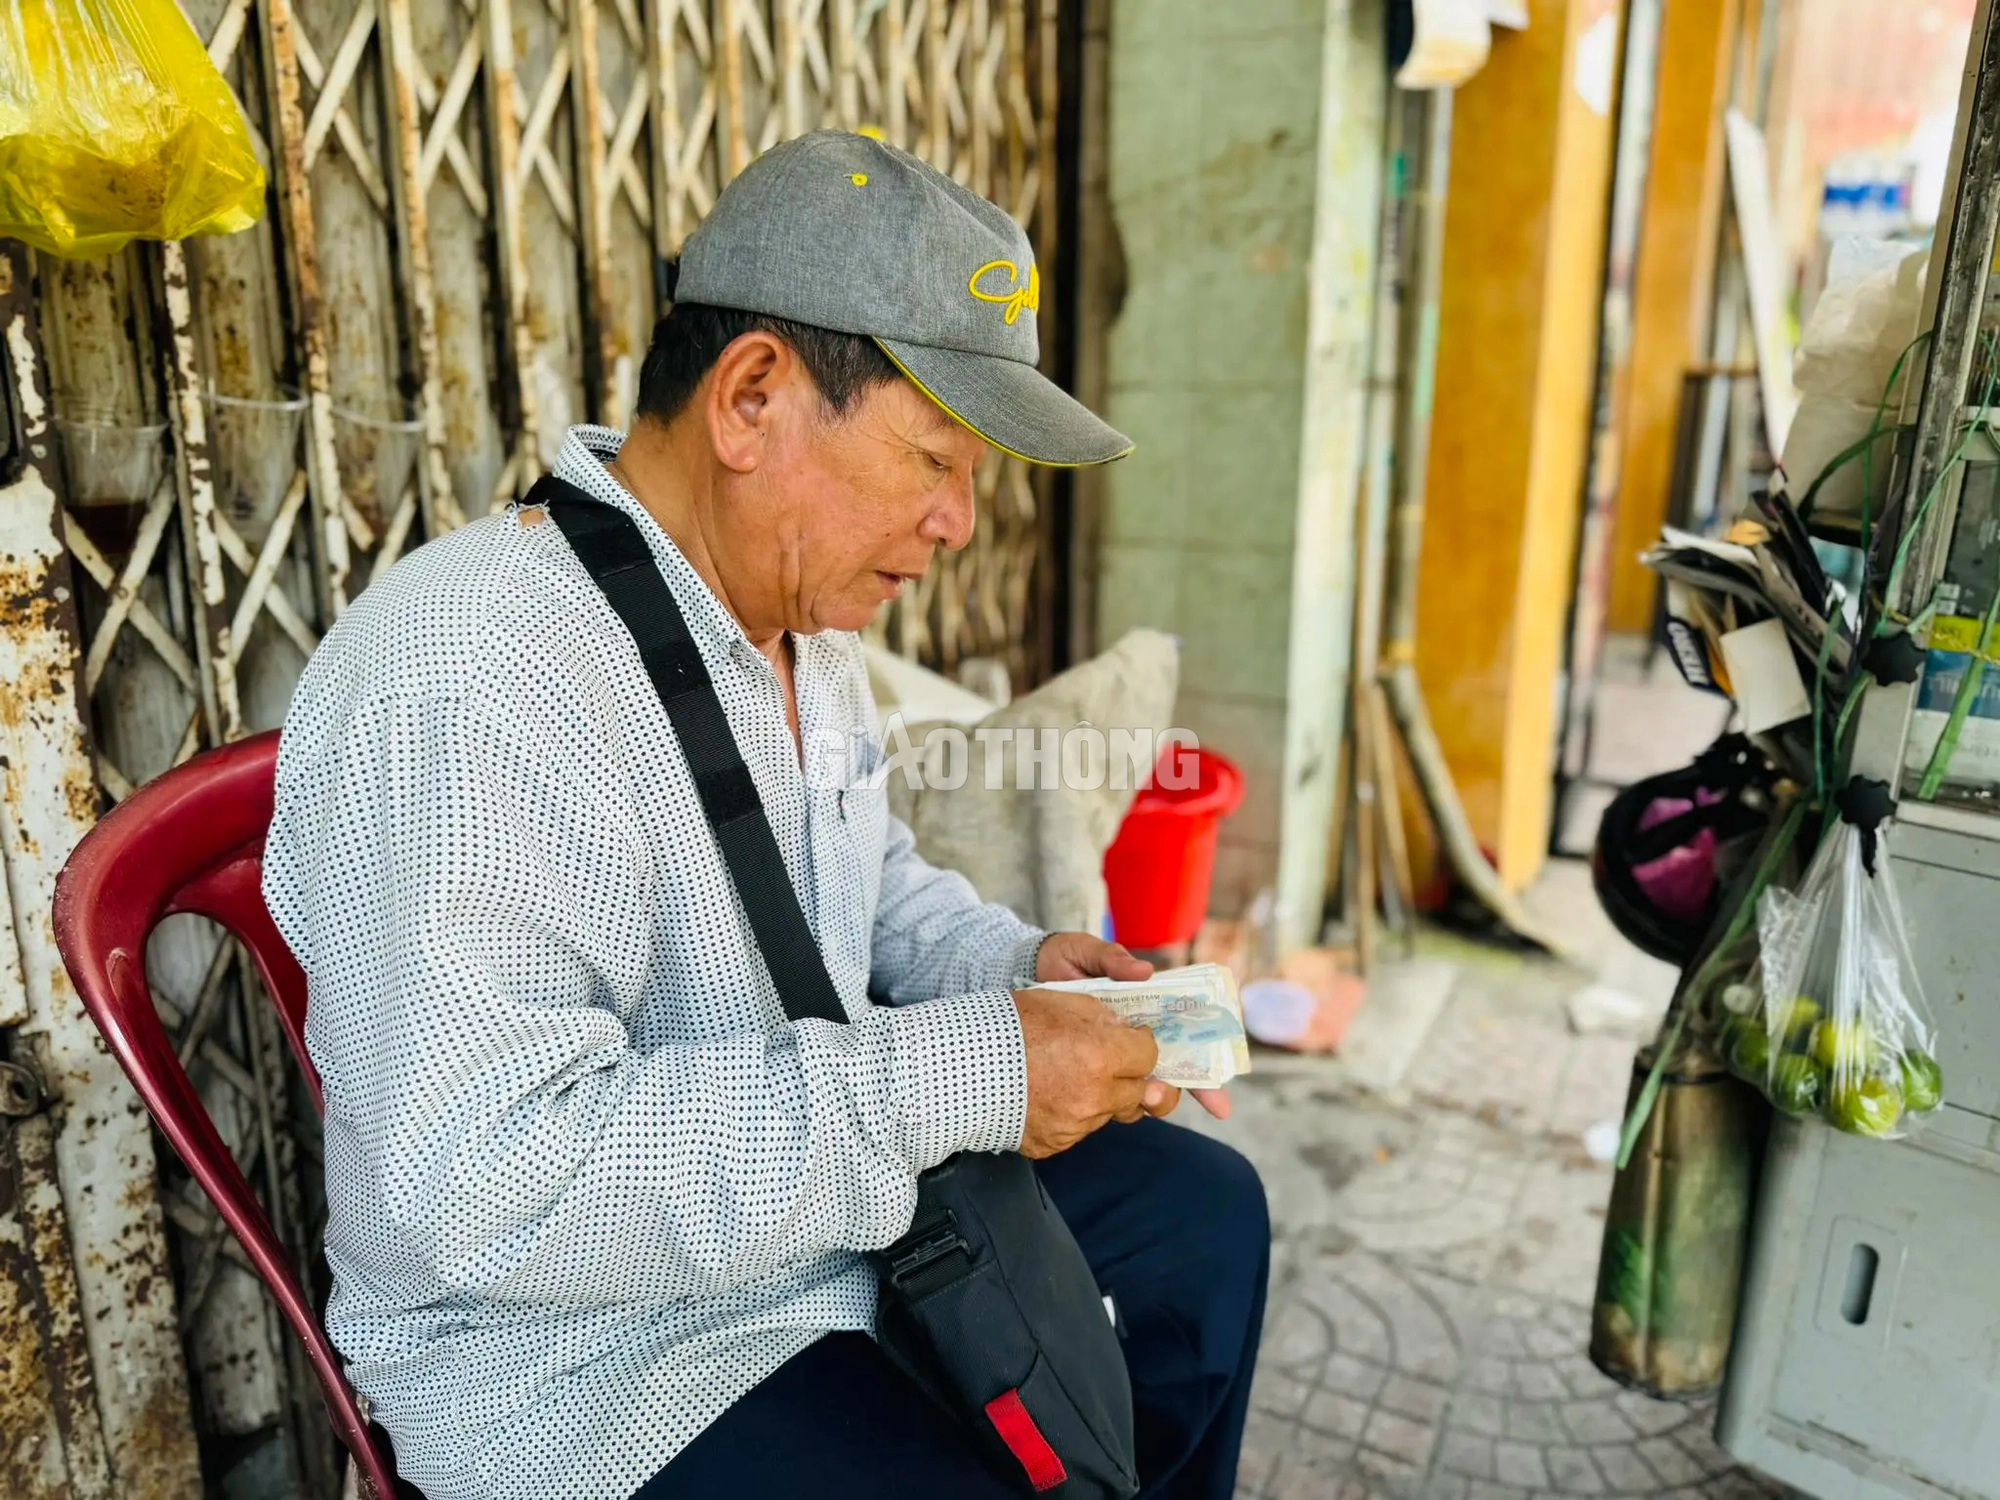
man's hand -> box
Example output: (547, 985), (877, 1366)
(1031, 932), (1235, 1125)
(1012, 988), (1161, 1158)
(1035, 931), (1154, 985)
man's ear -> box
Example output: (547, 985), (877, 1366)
(705, 331), (794, 474)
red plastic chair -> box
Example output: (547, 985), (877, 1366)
(52, 729), (412, 1499)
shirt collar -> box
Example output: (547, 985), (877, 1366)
(549, 423), (751, 659)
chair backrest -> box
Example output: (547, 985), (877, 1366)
(52, 729), (405, 1500)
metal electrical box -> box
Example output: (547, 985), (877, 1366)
(1719, 809), (2000, 1498)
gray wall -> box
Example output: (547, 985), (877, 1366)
(1097, 0), (1382, 942)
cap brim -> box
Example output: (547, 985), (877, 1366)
(875, 338), (1133, 467)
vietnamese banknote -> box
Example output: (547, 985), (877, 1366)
(1041, 963), (1251, 1089)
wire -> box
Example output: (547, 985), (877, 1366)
(1805, 331), (1927, 806)
(1804, 330), (2000, 814)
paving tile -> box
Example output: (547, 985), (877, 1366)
(1487, 1289), (1549, 1324)
(1680, 1431), (1740, 1479)
(1332, 1124), (1521, 1263)
(1252, 1369), (1316, 1420)
(1450, 1391), (1506, 1438)
(1614, 1390), (1698, 1438)
(1266, 1450), (1353, 1500)
(1557, 1398), (1638, 1444)
(1355, 1446), (1424, 1490)
(1463, 1356), (1513, 1396)
(1236, 1409), (1290, 1490)
(1591, 1445), (1661, 1490)
(1394, 1324), (1465, 1385)
(1548, 1036), (1642, 1138)
(1381, 1373), (1451, 1424)
(1513, 1362), (1571, 1403)
(1301, 1389), (1371, 1442)
(1302, 1271), (1395, 1364)
(1635, 1435), (1708, 1485)
(1340, 958), (1460, 1094)
(1494, 1163), (1613, 1305)
(1493, 1441), (1551, 1489)
(1437, 1430), (1497, 1479)
(1324, 1351), (1389, 1402)
(1554, 1354), (1612, 1398)
(1405, 1009), (1568, 1135)
(1544, 1446), (1609, 1494)
(1263, 1299), (1337, 1368)
(1501, 1400), (1568, 1445)
(1363, 1409), (1439, 1469)
(1289, 1423), (1361, 1471)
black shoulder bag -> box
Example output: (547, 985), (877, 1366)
(534, 476), (1140, 1499)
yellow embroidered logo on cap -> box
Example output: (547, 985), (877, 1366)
(849, 173), (868, 186)
(967, 259), (1040, 325)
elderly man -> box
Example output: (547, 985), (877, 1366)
(265, 131), (1267, 1500)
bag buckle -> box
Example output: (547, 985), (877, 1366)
(887, 1212), (971, 1289)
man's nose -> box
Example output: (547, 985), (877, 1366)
(920, 472), (977, 552)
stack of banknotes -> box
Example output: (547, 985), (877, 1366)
(1041, 963), (1251, 1089)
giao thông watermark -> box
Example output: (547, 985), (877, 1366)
(805, 716), (1201, 793)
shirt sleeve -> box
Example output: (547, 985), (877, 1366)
(273, 689), (1026, 1309)
(869, 810), (1046, 1003)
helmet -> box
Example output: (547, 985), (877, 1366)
(1591, 735), (1781, 966)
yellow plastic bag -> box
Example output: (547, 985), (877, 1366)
(0, 0), (265, 259)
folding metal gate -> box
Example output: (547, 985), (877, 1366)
(0, 3), (1065, 1493)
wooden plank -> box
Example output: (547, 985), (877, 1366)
(1605, 0), (1740, 633)
(885, 0), (911, 148)
(158, 241), (240, 744)
(969, 0), (990, 195)
(924, 0), (947, 165)
(832, 0), (859, 128)
(570, 0), (619, 419)
(1066, 0), (1110, 666)
(719, 0), (750, 179)
(778, 0), (807, 137)
(647, 0), (682, 255)
(263, 0), (352, 618)
(384, 0), (467, 535)
(483, 0), (542, 499)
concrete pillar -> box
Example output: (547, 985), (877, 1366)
(1411, 0), (1624, 891)
(1095, 0), (1384, 948)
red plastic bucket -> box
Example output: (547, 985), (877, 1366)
(1102, 747), (1244, 949)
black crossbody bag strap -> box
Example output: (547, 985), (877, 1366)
(530, 473), (846, 1026)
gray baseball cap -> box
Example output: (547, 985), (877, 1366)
(675, 130), (1132, 467)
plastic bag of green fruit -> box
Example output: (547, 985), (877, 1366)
(1720, 818), (1942, 1140)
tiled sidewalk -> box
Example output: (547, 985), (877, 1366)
(1182, 871), (1801, 1500)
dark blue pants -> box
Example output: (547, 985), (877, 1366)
(636, 1117), (1269, 1499)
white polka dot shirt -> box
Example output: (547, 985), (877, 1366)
(263, 425), (1039, 1500)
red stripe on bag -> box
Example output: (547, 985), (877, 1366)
(984, 1387), (1068, 1492)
